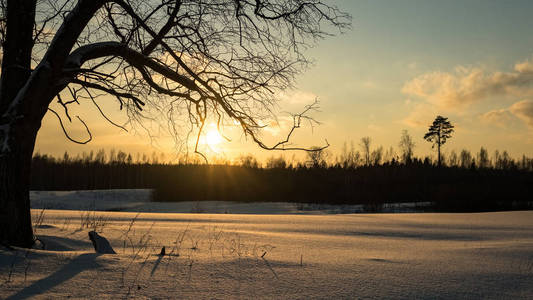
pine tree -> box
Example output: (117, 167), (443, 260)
(424, 116), (454, 167)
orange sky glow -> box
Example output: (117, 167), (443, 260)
(35, 1), (533, 163)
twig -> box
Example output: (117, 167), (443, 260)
(48, 108), (92, 144)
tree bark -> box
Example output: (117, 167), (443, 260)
(437, 128), (441, 167)
(0, 0), (37, 248)
(437, 142), (441, 167)
(0, 0), (105, 247)
(0, 123), (39, 247)
(0, 0), (35, 112)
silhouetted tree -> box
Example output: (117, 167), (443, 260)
(95, 149), (106, 164)
(384, 146), (396, 164)
(448, 150), (458, 167)
(477, 147), (490, 169)
(0, 0), (349, 247)
(117, 150), (127, 164)
(266, 156), (287, 169)
(359, 136), (372, 166)
(496, 151), (514, 170)
(460, 149), (473, 168)
(29, 148), (533, 212)
(238, 155), (260, 168)
(339, 141), (360, 168)
(399, 130), (415, 164)
(306, 146), (328, 168)
(424, 116), (454, 167)
(520, 155), (533, 171)
(371, 146), (383, 166)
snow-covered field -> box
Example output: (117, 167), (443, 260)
(29, 189), (431, 214)
(0, 191), (532, 299)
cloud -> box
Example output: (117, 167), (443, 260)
(402, 57), (533, 110)
(481, 100), (533, 128)
(509, 100), (533, 127)
(402, 103), (438, 128)
(480, 108), (514, 127)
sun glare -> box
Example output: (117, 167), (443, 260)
(205, 128), (223, 148)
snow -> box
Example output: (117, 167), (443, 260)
(1, 190), (532, 299)
(29, 189), (431, 214)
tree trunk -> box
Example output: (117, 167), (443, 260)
(0, 0), (109, 247)
(0, 0), (37, 248)
(0, 122), (39, 248)
(0, 0), (104, 247)
(437, 143), (441, 167)
(437, 129), (441, 167)
(0, 0), (35, 112)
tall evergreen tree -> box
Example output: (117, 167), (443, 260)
(424, 116), (454, 167)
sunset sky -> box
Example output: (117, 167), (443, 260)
(35, 0), (533, 163)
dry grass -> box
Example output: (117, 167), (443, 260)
(79, 210), (108, 232)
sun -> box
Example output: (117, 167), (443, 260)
(205, 128), (223, 148)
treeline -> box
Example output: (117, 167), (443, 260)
(31, 147), (533, 212)
(331, 136), (533, 171)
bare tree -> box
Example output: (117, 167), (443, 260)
(494, 150), (514, 170)
(265, 155), (287, 169)
(398, 129), (415, 164)
(477, 147), (489, 169)
(370, 145), (383, 166)
(238, 154), (259, 168)
(383, 146), (396, 164)
(0, 0), (350, 247)
(339, 141), (360, 168)
(459, 149), (472, 168)
(493, 150), (501, 169)
(448, 150), (458, 167)
(359, 136), (371, 166)
(306, 146), (328, 168)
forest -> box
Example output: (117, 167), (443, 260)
(31, 142), (533, 212)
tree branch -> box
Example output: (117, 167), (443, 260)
(48, 108), (92, 144)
